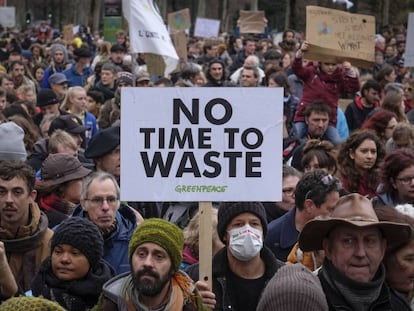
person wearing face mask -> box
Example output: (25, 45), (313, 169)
(186, 202), (283, 311)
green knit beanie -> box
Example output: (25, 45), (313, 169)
(0, 296), (66, 310)
(129, 218), (184, 271)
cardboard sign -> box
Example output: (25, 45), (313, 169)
(405, 13), (414, 67)
(120, 88), (283, 202)
(305, 6), (375, 68)
(171, 30), (187, 62)
(0, 7), (14, 28)
(239, 10), (265, 34)
(168, 8), (191, 32)
(144, 53), (165, 77)
(193, 17), (220, 38)
(62, 24), (74, 43)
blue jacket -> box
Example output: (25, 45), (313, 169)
(265, 208), (299, 261)
(83, 111), (99, 147)
(72, 204), (137, 275)
(63, 63), (93, 87)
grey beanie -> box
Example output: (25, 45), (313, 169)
(50, 43), (68, 63)
(0, 121), (27, 161)
(257, 264), (328, 311)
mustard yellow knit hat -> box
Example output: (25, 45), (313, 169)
(0, 296), (66, 310)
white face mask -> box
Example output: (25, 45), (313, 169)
(228, 224), (263, 261)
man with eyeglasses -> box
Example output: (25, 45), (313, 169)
(265, 170), (339, 262)
(372, 148), (414, 208)
(72, 171), (137, 275)
(262, 165), (302, 223)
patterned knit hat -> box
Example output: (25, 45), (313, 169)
(129, 218), (184, 271)
(0, 296), (66, 310)
(256, 264), (328, 311)
(51, 217), (104, 269)
(217, 202), (267, 243)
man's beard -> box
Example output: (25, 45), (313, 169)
(132, 266), (174, 297)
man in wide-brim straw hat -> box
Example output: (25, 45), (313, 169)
(299, 193), (412, 310)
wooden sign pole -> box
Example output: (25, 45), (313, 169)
(198, 201), (212, 289)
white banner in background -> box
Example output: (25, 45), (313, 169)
(405, 13), (414, 67)
(122, 0), (178, 75)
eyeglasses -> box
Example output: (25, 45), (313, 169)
(396, 176), (414, 185)
(305, 174), (335, 200)
(85, 195), (119, 206)
(282, 187), (296, 196)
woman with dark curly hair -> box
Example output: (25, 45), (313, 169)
(362, 110), (397, 145)
(372, 148), (414, 207)
(338, 129), (385, 198)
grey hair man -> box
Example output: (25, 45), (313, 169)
(71, 171), (137, 275)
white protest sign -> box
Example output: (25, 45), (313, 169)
(120, 88), (283, 202)
(194, 17), (220, 38)
(0, 7), (15, 28)
(405, 13), (414, 67)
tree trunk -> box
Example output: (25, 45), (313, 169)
(91, 0), (102, 32)
(250, 0), (258, 11)
(382, 0), (390, 27)
(221, 0), (229, 33)
(285, 0), (290, 30)
(197, 0), (206, 17)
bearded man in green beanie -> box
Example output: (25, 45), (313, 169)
(95, 218), (210, 311)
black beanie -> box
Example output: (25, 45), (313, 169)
(51, 217), (103, 269)
(217, 202), (267, 243)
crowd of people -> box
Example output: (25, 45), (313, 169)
(0, 16), (413, 311)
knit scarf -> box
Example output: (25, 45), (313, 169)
(119, 271), (197, 311)
(39, 193), (74, 215)
(0, 203), (50, 291)
(320, 259), (385, 311)
(31, 257), (114, 310)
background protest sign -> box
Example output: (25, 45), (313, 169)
(194, 17), (220, 38)
(0, 6), (14, 27)
(171, 30), (188, 62)
(239, 10), (265, 34)
(62, 24), (74, 43)
(405, 13), (414, 67)
(168, 8), (191, 33)
(305, 6), (375, 68)
(120, 87), (283, 202)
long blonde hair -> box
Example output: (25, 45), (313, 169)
(60, 86), (85, 112)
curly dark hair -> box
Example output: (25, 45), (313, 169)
(338, 129), (385, 193)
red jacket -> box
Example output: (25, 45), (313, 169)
(293, 57), (360, 126)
